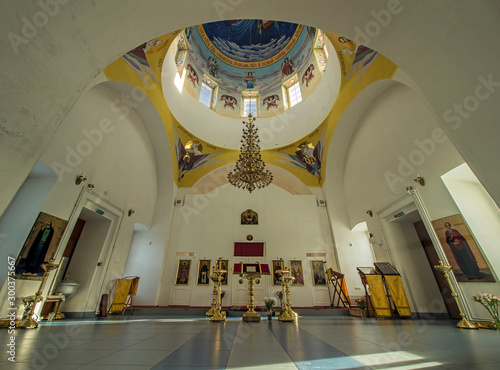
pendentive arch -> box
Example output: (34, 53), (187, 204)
(2, 2), (500, 215)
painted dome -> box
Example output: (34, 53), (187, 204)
(163, 20), (340, 149)
(176, 21), (326, 119)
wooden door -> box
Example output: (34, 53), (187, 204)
(414, 220), (460, 319)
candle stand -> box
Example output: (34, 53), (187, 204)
(434, 260), (478, 329)
(209, 258), (227, 322)
(0, 258), (58, 330)
(276, 267), (298, 322)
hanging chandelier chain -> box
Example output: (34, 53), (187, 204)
(228, 114), (273, 193)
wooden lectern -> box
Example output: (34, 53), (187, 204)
(327, 268), (351, 308)
(357, 267), (392, 318)
(233, 262), (270, 322)
(108, 276), (139, 316)
(374, 262), (411, 318)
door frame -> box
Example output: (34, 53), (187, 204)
(375, 187), (474, 319)
(48, 188), (124, 315)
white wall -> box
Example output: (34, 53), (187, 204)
(40, 84), (157, 225)
(341, 223), (376, 298)
(122, 227), (162, 305)
(157, 183), (336, 308)
(104, 80), (176, 307)
(343, 84), (464, 225)
(322, 79), (398, 296)
(442, 163), (500, 320)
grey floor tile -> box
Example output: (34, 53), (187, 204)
(0, 316), (498, 369)
(89, 349), (173, 366)
(226, 350), (294, 367)
(76, 366), (153, 370)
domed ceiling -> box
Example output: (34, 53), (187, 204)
(103, 21), (398, 189)
(178, 20), (325, 119)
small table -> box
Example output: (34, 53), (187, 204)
(45, 295), (65, 321)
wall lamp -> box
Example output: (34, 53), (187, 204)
(413, 176), (425, 186)
(75, 174), (87, 185)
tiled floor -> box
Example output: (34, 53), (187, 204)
(1, 315), (500, 369)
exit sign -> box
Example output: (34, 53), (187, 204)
(96, 209), (104, 215)
(394, 211), (404, 218)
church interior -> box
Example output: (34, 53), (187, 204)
(1, 1), (500, 368)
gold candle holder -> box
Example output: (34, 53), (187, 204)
(206, 267), (217, 317)
(276, 268), (297, 322)
(434, 260), (478, 329)
(210, 259), (226, 322)
(242, 275), (261, 322)
(0, 258), (59, 329)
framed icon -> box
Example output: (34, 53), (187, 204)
(431, 214), (495, 282)
(311, 260), (327, 285)
(217, 259), (229, 285)
(175, 260), (191, 285)
(197, 259), (211, 285)
(15, 212), (68, 280)
(290, 260), (304, 286)
(272, 260), (285, 285)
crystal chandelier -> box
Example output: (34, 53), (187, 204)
(228, 114), (273, 193)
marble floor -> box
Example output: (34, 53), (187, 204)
(1, 315), (500, 369)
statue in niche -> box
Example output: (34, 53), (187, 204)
(241, 209), (258, 225)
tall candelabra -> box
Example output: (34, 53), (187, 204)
(240, 274), (261, 322)
(209, 259), (226, 322)
(13, 258), (58, 329)
(206, 266), (218, 317)
(276, 267), (297, 322)
(434, 260), (478, 329)
(233, 261), (270, 322)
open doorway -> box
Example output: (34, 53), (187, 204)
(378, 198), (450, 316)
(46, 189), (123, 317)
(413, 219), (460, 319)
(56, 208), (112, 315)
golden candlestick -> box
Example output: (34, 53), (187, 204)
(233, 261), (270, 322)
(206, 267), (218, 317)
(434, 260), (478, 329)
(277, 267), (297, 322)
(241, 275), (261, 321)
(209, 259), (226, 322)
(0, 258), (59, 329)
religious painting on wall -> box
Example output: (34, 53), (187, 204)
(241, 209), (258, 225)
(197, 259), (212, 285)
(276, 126), (326, 183)
(432, 214), (495, 282)
(15, 212), (68, 280)
(175, 260), (191, 285)
(272, 260), (285, 285)
(311, 260), (327, 286)
(290, 260), (304, 286)
(217, 259), (229, 285)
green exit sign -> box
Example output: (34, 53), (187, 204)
(96, 209), (104, 215)
(394, 211), (404, 218)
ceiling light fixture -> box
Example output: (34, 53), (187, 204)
(228, 114), (273, 193)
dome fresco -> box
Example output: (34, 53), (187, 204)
(104, 23), (398, 188)
(198, 21), (301, 64)
(180, 20), (325, 118)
